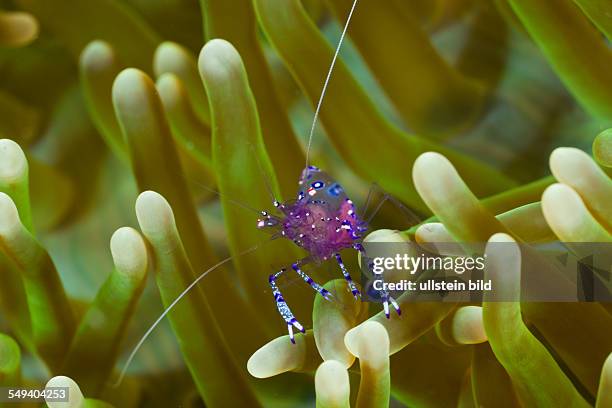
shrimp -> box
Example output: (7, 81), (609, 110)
(259, 164), (401, 343)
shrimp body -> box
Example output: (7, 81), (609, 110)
(280, 166), (366, 261)
(258, 166), (400, 343)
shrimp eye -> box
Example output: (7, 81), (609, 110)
(311, 181), (325, 189)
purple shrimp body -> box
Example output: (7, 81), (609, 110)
(280, 166), (367, 261)
(258, 166), (400, 343)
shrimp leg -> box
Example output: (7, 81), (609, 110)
(334, 253), (361, 299)
(269, 259), (333, 343)
(268, 268), (305, 344)
(291, 262), (334, 301)
(354, 243), (401, 318)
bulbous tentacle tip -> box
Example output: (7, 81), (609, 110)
(113, 67), (151, 96)
(0, 139), (27, 183)
(110, 226), (148, 280)
(134, 190), (176, 236)
(198, 38), (242, 82)
(0, 192), (21, 236)
(80, 39), (114, 69)
(248, 330), (314, 379)
(413, 151), (450, 175)
(452, 305), (487, 345)
(0, 11), (38, 47)
(315, 360), (350, 406)
(45, 376), (84, 408)
(153, 41), (193, 76)
(344, 321), (389, 359)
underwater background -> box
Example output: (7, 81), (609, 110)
(0, 0), (611, 406)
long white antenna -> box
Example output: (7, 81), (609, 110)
(115, 0), (360, 388)
(113, 245), (260, 388)
(305, 0), (359, 166)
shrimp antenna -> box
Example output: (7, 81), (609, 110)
(248, 142), (278, 203)
(112, 244), (261, 388)
(305, 0), (359, 167)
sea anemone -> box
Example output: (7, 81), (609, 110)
(0, 0), (610, 406)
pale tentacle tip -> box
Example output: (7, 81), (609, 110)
(344, 321), (389, 358)
(453, 306), (487, 345)
(0, 138), (27, 183)
(45, 375), (84, 408)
